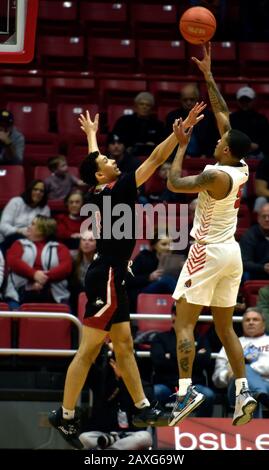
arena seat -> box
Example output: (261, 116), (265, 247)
(88, 37), (136, 73)
(136, 293), (174, 336)
(0, 75), (44, 104)
(239, 42), (269, 75)
(137, 39), (186, 74)
(0, 303), (11, 348)
(34, 165), (79, 181)
(80, 2), (128, 36)
(56, 103), (99, 143)
(106, 104), (134, 132)
(130, 3), (178, 39)
(188, 41), (237, 75)
(243, 280), (269, 307)
(37, 35), (85, 70)
(46, 77), (96, 108)
(0, 166), (25, 208)
(18, 303), (71, 349)
(99, 78), (147, 106)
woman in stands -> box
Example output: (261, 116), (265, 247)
(0, 179), (50, 253)
(55, 189), (85, 251)
(5, 215), (72, 309)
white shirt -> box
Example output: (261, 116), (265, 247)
(191, 160), (249, 244)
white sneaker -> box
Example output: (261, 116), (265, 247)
(168, 386), (205, 427)
(232, 389), (257, 426)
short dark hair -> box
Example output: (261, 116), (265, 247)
(21, 179), (48, 208)
(47, 155), (66, 172)
(79, 151), (99, 187)
(227, 129), (251, 160)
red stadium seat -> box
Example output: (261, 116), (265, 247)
(56, 103), (99, 143)
(88, 37), (136, 73)
(149, 80), (184, 107)
(130, 4), (178, 39)
(0, 303), (11, 348)
(80, 2), (128, 36)
(188, 41), (237, 75)
(6, 102), (53, 144)
(0, 166), (25, 208)
(0, 75), (44, 105)
(78, 292), (87, 323)
(136, 293), (174, 335)
(18, 303), (71, 349)
(243, 281), (269, 307)
(46, 76), (96, 108)
(39, 0), (77, 21)
(37, 35), (85, 70)
(107, 104), (134, 132)
(99, 78), (147, 106)
(237, 204), (251, 229)
(137, 39), (186, 75)
(239, 42), (269, 76)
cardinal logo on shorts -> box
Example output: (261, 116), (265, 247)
(184, 279), (192, 288)
(95, 297), (105, 306)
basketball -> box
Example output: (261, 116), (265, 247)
(179, 6), (216, 45)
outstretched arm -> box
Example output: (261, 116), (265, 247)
(167, 118), (231, 197)
(192, 42), (231, 136)
(78, 110), (100, 154)
(135, 102), (206, 187)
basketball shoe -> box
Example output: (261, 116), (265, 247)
(48, 407), (84, 449)
(232, 388), (257, 426)
(169, 385), (205, 426)
(132, 403), (168, 427)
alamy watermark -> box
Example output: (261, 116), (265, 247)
(80, 197), (189, 250)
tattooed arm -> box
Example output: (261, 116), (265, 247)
(168, 118), (231, 197)
(192, 42), (231, 137)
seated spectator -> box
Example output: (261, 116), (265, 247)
(240, 203), (269, 280)
(213, 308), (269, 418)
(127, 233), (183, 312)
(165, 83), (219, 158)
(45, 155), (85, 200)
(0, 179), (50, 251)
(69, 230), (96, 313)
(112, 92), (164, 157)
(0, 109), (25, 164)
(254, 158), (269, 212)
(107, 133), (140, 173)
(230, 86), (269, 160)
(5, 215), (72, 309)
(56, 189), (85, 250)
(151, 307), (216, 416)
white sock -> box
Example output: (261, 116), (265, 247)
(135, 398), (150, 409)
(235, 378), (249, 396)
(178, 378), (192, 396)
(62, 406), (75, 420)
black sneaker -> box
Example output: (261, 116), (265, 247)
(132, 403), (168, 427)
(48, 407), (84, 449)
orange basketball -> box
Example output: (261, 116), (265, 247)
(179, 6), (216, 45)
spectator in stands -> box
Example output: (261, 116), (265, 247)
(213, 308), (269, 418)
(165, 83), (219, 158)
(69, 230), (96, 313)
(5, 215), (72, 309)
(230, 86), (269, 160)
(151, 307), (216, 416)
(107, 133), (140, 173)
(56, 189), (84, 250)
(112, 92), (164, 157)
(127, 232), (182, 312)
(45, 155), (85, 200)
(240, 203), (269, 280)
(0, 109), (25, 164)
(0, 179), (50, 251)
(254, 158), (269, 212)
(256, 286), (269, 333)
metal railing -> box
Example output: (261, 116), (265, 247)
(0, 310), (242, 359)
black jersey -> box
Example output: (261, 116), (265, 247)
(86, 172), (137, 261)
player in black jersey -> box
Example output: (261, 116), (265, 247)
(49, 105), (205, 448)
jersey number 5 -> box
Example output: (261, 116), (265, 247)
(234, 183), (244, 209)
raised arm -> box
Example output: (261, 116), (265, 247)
(78, 110), (99, 154)
(135, 101), (206, 187)
(191, 42), (231, 137)
(167, 118), (231, 198)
